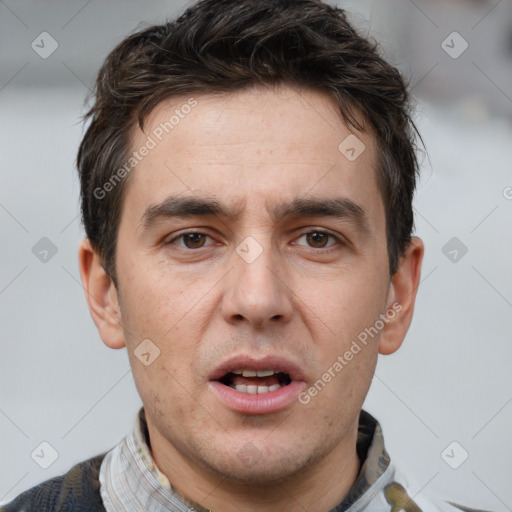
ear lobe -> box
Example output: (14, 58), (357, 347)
(78, 238), (126, 349)
(378, 237), (424, 356)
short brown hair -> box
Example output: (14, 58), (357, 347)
(77, 0), (420, 284)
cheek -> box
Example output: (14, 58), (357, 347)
(297, 269), (389, 347)
(119, 268), (215, 389)
(118, 261), (203, 339)
(293, 269), (386, 411)
(302, 336), (378, 424)
(130, 358), (194, 434)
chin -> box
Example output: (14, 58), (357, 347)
(196, 438), (327, 486)
(211, 458), (306, 485)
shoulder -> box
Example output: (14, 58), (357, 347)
(0, 453), (107, 512)
(415, 493), (494, 512)
(383, 479), (493, 512)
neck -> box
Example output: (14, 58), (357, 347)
(147, 421), (361, 512)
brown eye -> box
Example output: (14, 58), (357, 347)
(166, 232), (212, 249)
(293, 230), (342, 251)
(182, 233), (207, 249)
(305, 231), (331, 248)
(306, 231), (329, 248)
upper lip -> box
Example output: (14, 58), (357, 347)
(208, 354), (306, 382)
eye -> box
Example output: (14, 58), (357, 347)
(167, 232), (213, 249)
(294, 230), (340, 249)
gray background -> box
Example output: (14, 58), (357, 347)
(1, 0), (511, 509)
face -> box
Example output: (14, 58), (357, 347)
(81, 85), (421, 488)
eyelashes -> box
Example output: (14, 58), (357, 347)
(293, 231), (340, 249)
(166, 229), (343, 252)
(168, 232), (212, 249)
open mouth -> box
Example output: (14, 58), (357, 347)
(208, 358), (306, 414)
(218, 369), (293, 394)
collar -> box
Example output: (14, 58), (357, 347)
(99, 407), (395, 512)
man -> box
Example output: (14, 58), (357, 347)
(1, 0), (482, 510)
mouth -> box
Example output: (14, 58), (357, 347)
(208, 356), (306, 415)
(218, 369), (293, 394)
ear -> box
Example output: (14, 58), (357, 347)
(78, 238), (126, 349)
(378, 236), (424, 355)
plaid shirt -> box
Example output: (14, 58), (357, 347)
(1, 408), (487, 512)
(98, 408), (477, 512)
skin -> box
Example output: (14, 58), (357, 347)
(79, 85), (423, 512)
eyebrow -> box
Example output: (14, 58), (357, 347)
(141, 196), (245, 228)
(271, 197), (369, 232)
(141, 195), (369, 233)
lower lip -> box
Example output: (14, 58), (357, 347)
(209, 380), (306, 415)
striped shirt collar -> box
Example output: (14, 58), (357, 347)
(99, 407), (394, 512)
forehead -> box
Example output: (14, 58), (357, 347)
(125, 85), (383, 225)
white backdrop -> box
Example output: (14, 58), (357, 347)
(1, 0), (511, 509)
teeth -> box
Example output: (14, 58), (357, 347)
(233, 369), (275, 377)
(234, 384), (282, 394)
(256, 370), (274, 377)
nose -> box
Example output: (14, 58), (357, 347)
(220, 240), (293, 329)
